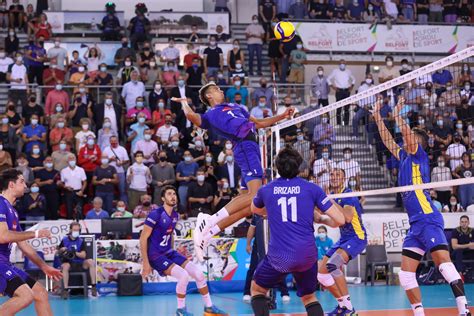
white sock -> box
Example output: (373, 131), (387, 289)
(177, 297), (186, 309)
(210, 208), (230, 226)
(336, 297), (344, 308)
(209, 225), (222, 237)
(411, 303), (425, 316)
(201, 293), (213, 308)
(456, 296), (469, 315)
(342, 295), (353, 310)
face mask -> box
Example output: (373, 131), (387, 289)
(122, 41), (128, 47)
(103, 122), (111, 129)
(0, 53), (5, 58)
(44, 162), (53, 169)
(69, 161), (76, 168)
(125, 61), (132, 67)
(138, 117), (146, 123)
(55, 84), (62, 91)
(226, 156), (234, 163)
(205, 156), (212, 163)
(339, 64), (346, 71)
(260, 82), (267, 88)
(172, 141), (179, 148)
(30, 185), (40, 193)
(197, 175), (205, 182)
(225, 143), (232, 150)
(78, 67), (85, 72)
(322, 152), (329, 159)
(104, 98), (113, 106)
(82, 124), (89, 130)
(259, 102), (266, 108)
(136, 101), (144, 108)
(16, 56), (22, 63)
(149, 61), (156, 67)
(446, 86), (453, 91)
(184, 156), (192, 162)
(235, 64), (242, 69)
(222, 182), (229, 189)
(386, 61), (393, 67)
(344, 153), (351, 160)
(321, 118), (328, 124)
(252, 19), (258, 24)
(234, 81), (241, 87)
(158, 102), (164, 108)
(233, 44), (240, 50)
(78, 88), (86, 94)
(71, 231), (80, 238)
(438, 161), (445, 167)
(456, 123), (463, 129)
(57, 122), (65, 129)
(210, 41), (216, 47)
(437, 120), (443, 126)
(2, 118), (8, 125)
(9, 32), (14, 36)
(31, 119), (38, 125)
(235, 99), (241, 104)
(56, 105), (62, 113)
(101, 158), (109, 165)
(365, 78), (373, 85)
(59, 143), (67, 151)
(195, 141), (202, 147)
(349, 180), (357, 187)
(296, 44), (303, 49)
(217, 73), (224, 79)
(428, 138), (434, 146)
(117, 207), (125, 212)
(178, 80), (185, 87)
(87, 139), (95, 146)
(135, 156), (144, 164)
(318, 232), (326, 239)
(155, 84), (162, 91)
(144, 134), (152, 141)
(100, 66), (107, 72)
(450, 201), (457, 206)
(297, 135), (304, 141)
(465, 85), (471, 91)
(0, 145), (3, 151)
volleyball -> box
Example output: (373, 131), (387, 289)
(274, 21), (296, 42)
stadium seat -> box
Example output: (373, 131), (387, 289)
(364, 245), (393, 286)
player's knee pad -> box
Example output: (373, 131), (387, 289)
(439, 262), (461, 284)
(398, 270), (418, 291)
(317, 273), (335, 287)
(326, 253), (346, 278)
(170, 265), (189, 295)
(184, 262), (207, 289)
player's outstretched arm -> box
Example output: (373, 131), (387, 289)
(18, 241), (62, 281)
(171, 97), (202, 127)
(249, 106), (295, 129)
(0, 222), (50, 244)
(139, 225), (153, 279)
(372, 97), (400, 160)
(251, 201), (267, 216)
(393, 96), (417, 154)
(315, 202), (345, 227)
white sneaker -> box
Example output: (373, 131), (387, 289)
(243, 295), (251, 303)
(193, 213), (211, 262)
(282, 295), (290, 303)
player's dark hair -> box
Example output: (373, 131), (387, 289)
(199, 82), (217, 107)
(0, 169), (22, 192)
(343, 147), (352, 153)
(275, 147), (302, 179)
(413, 127), (428, 149)
(161, 185), (177, 198)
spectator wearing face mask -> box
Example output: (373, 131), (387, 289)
(94, 63), (114, 88)
(433, 115), (452, 147)
(78, 136), (101, 195)
(227, 39), (245, 74)
(19, 183), (46, 223)
(432, 69), (453, 95)
(166, 136), (184, 166)
(42, 59), (65, 96)
(59, 154), (87, 219)
(7, 53), (29, 109)
(313, 114), (335, 158)
(134, 129), (158, 165)
(337, 147), (361, 188)
(160, 38), (180, 66)
(128, 112), (150, 153)
(74, 118), (95, 152)
(252, 78), (275, 108)
(34, 156), (60, 220)
(347, 0), (365, 20)
(203, 35), (224, 78)
(217, 149), (241, 191)
(213, 24), (230, 43)
(229, 60), (248, 85)
(5, 29), (19, 56)
(170, 75), (199, 115)
(116, 56), (139, 85)
(214, 178), (235, 211)
(186, 57), (205, 89)
(399, 59), (411, 76)
(97, 118), (118, 151)
(287, 42), (306, 102)
(22, 114), (46, 153)
(311, 66), (330, 107)
(93, 92), (121, 137)
(250, 96), (273, 119)
(226, 77), (249, 105)
(122, 70), (145, 111)
(315, 226), (334, 262)
(431, 156), (453, 206)
(92, 153), (118, 214)
(85, 197), (109, 219)
(378, 56), (398, 84)
(447, 133), (467, 171)
(128, 6), (151, 50)
(189, 137), (207, 166)
(188, 169), (214, 217)
(440, 82), (461, 108)
(328, 59), (355, 125)
(52, 140), (71, 172)
(49, 117), (73, 152)
(415, 65), (433, 87)
(114, 37), (136, 66)
(155, 114), (179, 148)
(160, 61), (180, 87)
(22, 93), (44, 126)
(127, 151), (152, 210)
(352, 74), (376, 139)
(429, 190), (443, 212)
(149, 80), (168, 112)
(126, 96), (152, 125)
(27, 143), (44, 171)
(111, 201), (133, 218)
(231, 93), (248, 111)
(151, 151), (176, 205)
(442, 195), (464, 213)
(313, 146), (336, 191)
(0, 49), (13, 84)
(176, 150), (199, 210)
(103, 136), (130, 203)
(151, 98), (172, 129)
(245, 15), (265, 76)
(68, 64), (90, 86)
(137, 41), (155, 82)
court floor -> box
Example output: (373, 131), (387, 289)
(4, 284), (473, 315)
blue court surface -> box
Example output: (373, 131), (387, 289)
(3, 284), (473, 315)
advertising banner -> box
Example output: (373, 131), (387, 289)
(45, 11), (125, 34)
(148, 12), (229, 35)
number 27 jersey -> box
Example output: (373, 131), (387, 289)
(253, 177), (332, 273)
(144, 207), (179, 260)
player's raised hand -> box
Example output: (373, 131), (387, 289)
(43, 265), (63, 281)
(171, 97), (187, 103)
(394, 95), (405, 116)
(371, 96), (384, 115)
(38, 229), (52, 238)
(282, 106), (295, 119)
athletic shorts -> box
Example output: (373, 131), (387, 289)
(233, 140), (263, 190)
(287, 68), (304, 83)
(253, 256), (317, 297)
(0, 263), (36, 297)
(403, 221), (448, 255)
(149, 250), (187, 276)
(326, 237), (367, 260)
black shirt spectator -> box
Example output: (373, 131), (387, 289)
(331, 3), (346, 20)
(456, 100), (474, 122)
(416, 0), (429, 15)
(94, 165), (117, 193)
(68, 101), (89, 128)
(186, 64), (204, 87)
(188, 180), (214, 216)
(22, 98), (44, 125)
(203, 46), (223, 68)
(114, 37), (136, 66)
(309, 1), (331, 19)
(166, 145), (184, 166)
(214, 188), (234, 211)
(451, 227), (474, 245)
(259, 0), (276, 21)
(5, 32), (19, 55)
(442, 0), (457, 15)
(34, 166), (60, 220)
(27, 152), (44, 168)
(148, 87), (168, 113)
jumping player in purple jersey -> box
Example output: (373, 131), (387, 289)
(172, 82), (294, 262)
(0, 169), (62, 316)
(317, 168), (367, 316)
(250, 147), (345, 316)
(374, 96), (471, 316)
(140, 185), (227, 316)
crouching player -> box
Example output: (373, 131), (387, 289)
(316, 168), (367, 316)
(140, 185), (227, 316)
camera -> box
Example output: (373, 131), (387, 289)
(58, 248), (76, 262)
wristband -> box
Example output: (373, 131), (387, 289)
(35, 230), (39, 238)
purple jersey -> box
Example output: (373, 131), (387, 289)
(0, 196), (22, 264)
(200, 103), (256, 141)
(144, 207), (179, 260)
(253, 177), (332, 273)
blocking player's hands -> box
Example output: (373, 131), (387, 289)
(43, 265), (63, 281)
(393, 95), (405, 117)
(371, 96), (384, 115)
(141, 261), (152, 279)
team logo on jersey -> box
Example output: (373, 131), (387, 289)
(431, 238), (435, 243)
(222, 107), (233, 112)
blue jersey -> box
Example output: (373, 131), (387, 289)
(144, 207), (179, 260)
(332, 188), (366, 241)
(0, 196), (21, 264)
(200, 103), (256, 141)
(397, 145), (444, 225)
(253, 177), (332, 273)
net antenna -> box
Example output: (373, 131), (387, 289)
(269, 46), (474, 200)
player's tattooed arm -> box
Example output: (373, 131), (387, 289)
(171, 97), (202, 127)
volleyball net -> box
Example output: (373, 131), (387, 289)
(269, 46), (474, 211)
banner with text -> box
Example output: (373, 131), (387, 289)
(296, 23), (474, 53)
